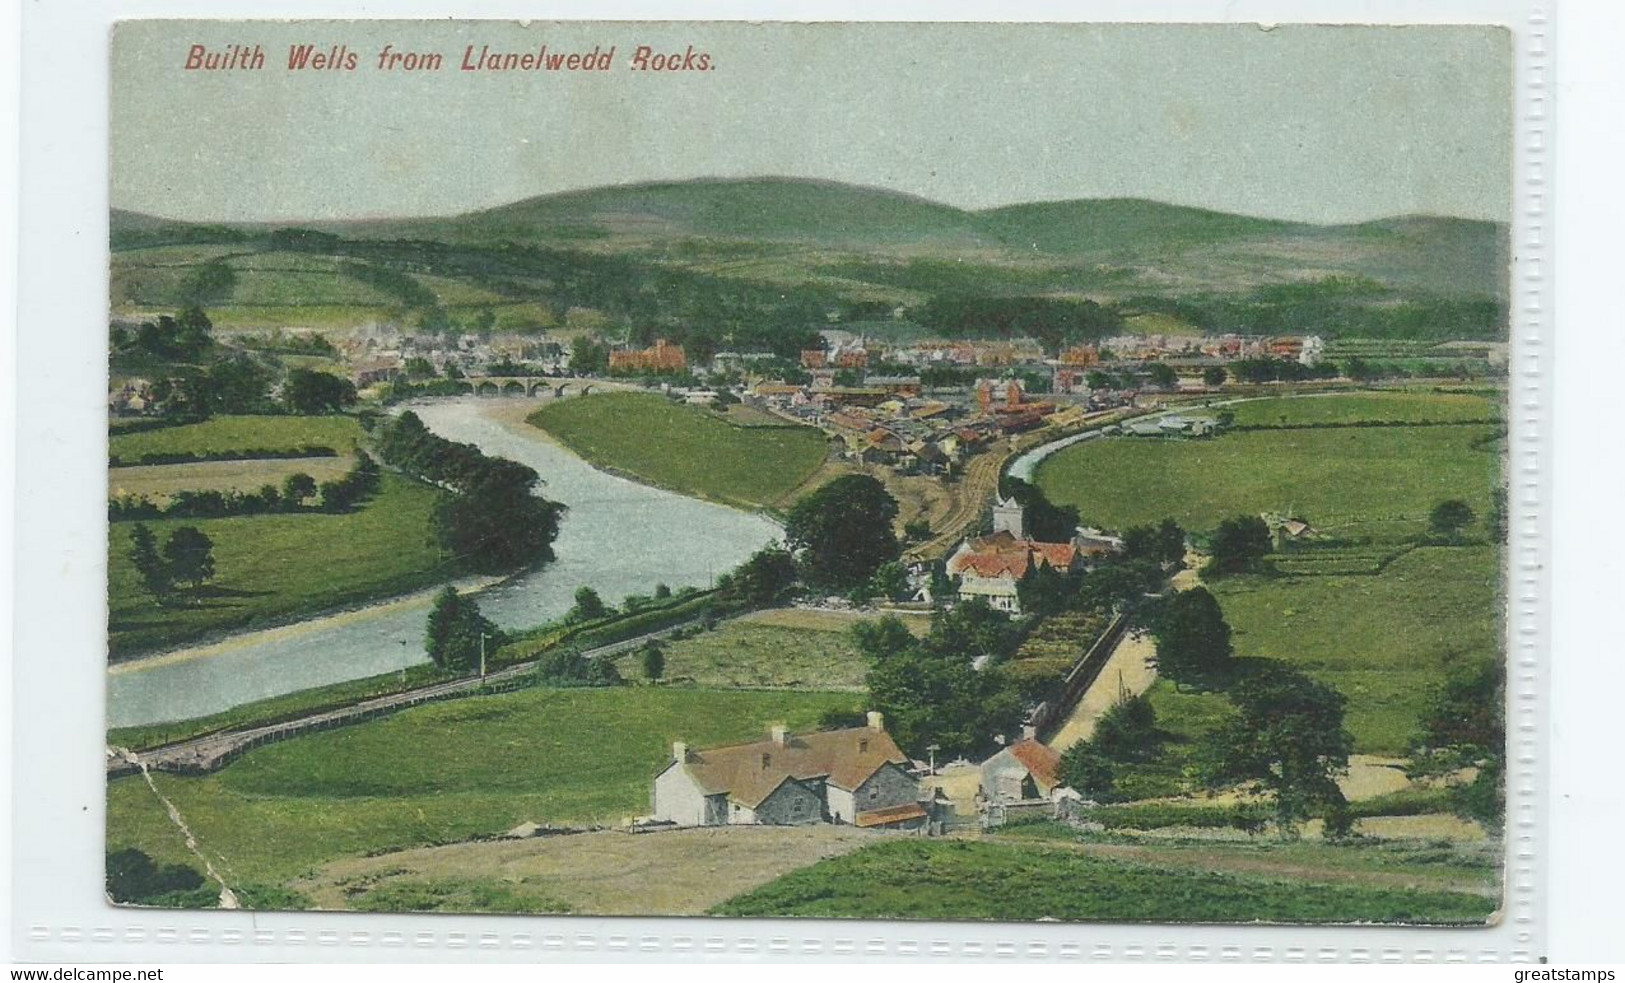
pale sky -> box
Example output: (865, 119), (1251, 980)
(111, 21), (1513, 225)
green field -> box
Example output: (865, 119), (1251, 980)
(1225, 391), (1501, 427)
(108, 472), (451, 657)
(712, 839), (1497, 924)
(622, 618), (869, 689)
(1036, 392), (1506, 757)
(107, 687), (860, 884)
(109, 415), (363, 461)
(1035, 399), (1502, 543)
(1178, 545), (1503, 755)
(528, 391), (830, 511)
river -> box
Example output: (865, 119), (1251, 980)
(105, 397), (784, 729)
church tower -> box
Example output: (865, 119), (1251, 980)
(992, 497), (1026, 539)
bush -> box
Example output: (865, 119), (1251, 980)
(1091, 692), (1161, 763)
(106, 848), (208, 904)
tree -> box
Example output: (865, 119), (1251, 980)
(1145, 362), (1178, 389)
(783, 474), (899, 591)
(729, 546), (798, 606)
(867, 561), (910, 602)
(106, 848), (206, 904)
(1201, 665), (1354, 832)
(1429, 499), (1476, 542)
(282, 368), (358, 414)
(1075, 558), (1163, 613)
(925, 598), (1019, 666)
(999, 477), (1080, 543)
(640, 641), (666, 682)
(1149, 587), (1232, 684)
(1059, 740), (1118, 802)
(424, 586), (501, 672)
(161, 526), (215, 591)
(206, 355), (274, 414)
(1208, 514), (1272, 574)
(128, 522), (171, 601)
(1203, 365), (1228, 387)
(281, 472), (317, 508)
(903, 518), (932, 543)
(1092, 691), (1161, 763)
(864, 644), (1023, 759)
(568, 586), (609, 622)
(851, 615), (918, 663)
(171, 306), (215, 356)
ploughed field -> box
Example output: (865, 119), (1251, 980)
(526, 391), (830, 511)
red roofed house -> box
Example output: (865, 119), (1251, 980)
(652, 712), (927, 830)
(945, 498), (1086, 613)
(979, 735), (1065, 804)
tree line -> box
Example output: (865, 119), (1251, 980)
(372, 411), (564, 573)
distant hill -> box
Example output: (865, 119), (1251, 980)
(975, 197), (1309, 255)
(109, 177), (1511, 333)
(339, 177), (1000, 252)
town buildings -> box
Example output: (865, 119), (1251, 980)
(609, 338), (687, 374)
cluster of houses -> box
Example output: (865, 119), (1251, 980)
(942, 498), (1123, 614)
(750, 375), (1100, 477)
(651, 713), (1083, 833)
(336, 327), (565, 387)
(802, 336), (1048, 371)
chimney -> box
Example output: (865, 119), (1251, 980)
(770, 724), (789, 746)
(672, 741), (688, 763)
(866, 710), (884, 731)
(1021, 724), (1037, 741)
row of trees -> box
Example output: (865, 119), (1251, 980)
(109, 455), (382, 521)
(373, 412), (564, 573)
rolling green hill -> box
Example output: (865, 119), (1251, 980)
(109, 176), (1510, 337)
(389, 177), (999, 252)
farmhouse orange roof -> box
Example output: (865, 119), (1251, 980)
(678, 726), (908, 808)
(1007, 739), (1063, 794)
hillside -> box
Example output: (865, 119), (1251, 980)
(331, 177), (999, 253)
(108, 177), (1510, 338)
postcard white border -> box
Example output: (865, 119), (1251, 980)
(11, 0), (1551, 963)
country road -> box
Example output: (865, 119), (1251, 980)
(106, 621), (698, 778)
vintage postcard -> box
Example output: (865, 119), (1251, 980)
(102, 19), (1515, 928)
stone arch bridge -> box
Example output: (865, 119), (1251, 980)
(457, 376), (602, 398)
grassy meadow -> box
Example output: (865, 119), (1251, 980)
(108, 472), (450, 657)
(1224, 391), (1501, 427)
(528, 391), (830, 511)
(618, 615), (871, 690)
(109, 415), (363, 461)
(106, 687), (861, 884)
(1035, 391), (1506, 758)
(1035, 394), (1503, 543)
(712, 839), (1497, 924)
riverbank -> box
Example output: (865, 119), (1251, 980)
(107, 397), (783, 729)
(525, 391), (831, 513)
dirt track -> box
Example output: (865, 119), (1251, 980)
(295, 825), (879, 915)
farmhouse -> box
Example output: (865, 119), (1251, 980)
(979, 735), (1064, 804)
(652, 713), (928, 830)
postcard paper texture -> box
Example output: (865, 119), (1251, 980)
(103, 19), (1514, 928)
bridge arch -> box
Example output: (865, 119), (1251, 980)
(474, 379), (501, 397)
(501, 379), (525, 397)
